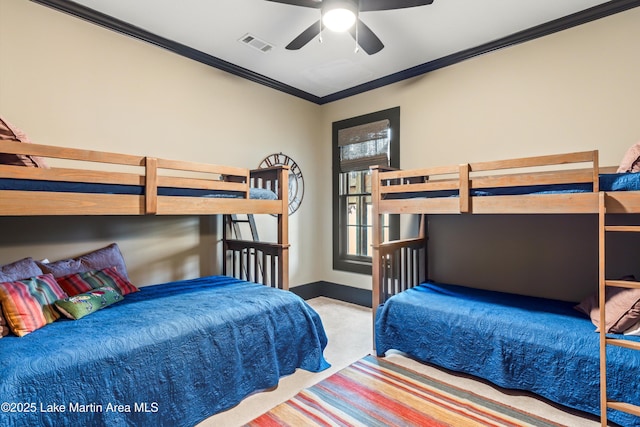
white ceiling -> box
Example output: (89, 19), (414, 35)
(35, 0), (634, 103)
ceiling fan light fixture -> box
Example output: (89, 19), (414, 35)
(322, 3), (357, 32)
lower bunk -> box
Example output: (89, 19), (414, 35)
(375, 281), (640, 427)
(0, 275), (330, 427)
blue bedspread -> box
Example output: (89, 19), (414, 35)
(0, 275), (329, 427)
(375, 282), (640, 426)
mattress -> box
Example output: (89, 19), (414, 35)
(0, 275), (329, 427)
(375, 281), (640, 426)
(0, 178), (277, 199)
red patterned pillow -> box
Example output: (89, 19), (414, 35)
(56, 267), (138, 297)
(0, 274), (68, 337)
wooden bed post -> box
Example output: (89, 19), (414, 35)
(459, 163), (470, 213)
(222, 214), (230, 279)
(592, 150), (599, 193)
(419, 213), (428, 282)
(277, 166), (290, 290)
(598, 191), (607, 426)
(371, 166), (382, 350)
(145, 157), (158, 215)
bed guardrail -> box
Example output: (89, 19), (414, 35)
(147, 157), (250, 214)
(249, 166), (285, 196)
(0, 140), (259, 215)
(373, 150), (600, 215)
(375, 237), (427, 306)
(223, 239), (289, 290)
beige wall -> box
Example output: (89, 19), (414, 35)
(2, 0), (639, 300)
(0, 0), (323, 287)
(319, 7), (640, 300)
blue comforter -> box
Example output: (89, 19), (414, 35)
(0, 276), (329, 427)
(375, 282), (640, 426)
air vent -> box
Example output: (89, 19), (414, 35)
(239, 33), (274, 53)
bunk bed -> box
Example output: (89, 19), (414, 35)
(0, 140), (331, 427)
(371, 150), (640, 427)
(0, 139), (290, 288)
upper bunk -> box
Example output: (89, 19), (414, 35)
(0, 140), (289, 216)
(372, 150), (640, 215)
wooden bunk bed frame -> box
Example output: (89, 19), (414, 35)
(371, 149), (640, 426)
(0, 140), (290, 289)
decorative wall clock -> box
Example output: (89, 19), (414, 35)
(258, 153), (304, 215)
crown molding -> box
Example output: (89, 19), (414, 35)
(30, 0), (640, 105)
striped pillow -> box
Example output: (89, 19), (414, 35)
(0, 274), (68, 337)
(56, 267), (138, 297)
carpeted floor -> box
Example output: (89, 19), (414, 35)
(245, 355), (566, 427)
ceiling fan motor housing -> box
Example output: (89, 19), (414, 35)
(322, 0), (358, 15)
(322, 0), (359, 32)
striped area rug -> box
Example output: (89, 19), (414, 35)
(246, 355), (564, 427)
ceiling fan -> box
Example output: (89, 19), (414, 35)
(265, 0), (434, 55)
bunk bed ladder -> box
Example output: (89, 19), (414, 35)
(225, 214), (264, 282)
(227, 214), (260, 242)
(599, 192), (640, 426)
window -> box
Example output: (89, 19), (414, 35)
(332, 107), (400, 274)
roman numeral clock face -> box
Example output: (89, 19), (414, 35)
(259, 153), (304, 215)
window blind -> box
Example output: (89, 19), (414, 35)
(338, 119), (390, 172)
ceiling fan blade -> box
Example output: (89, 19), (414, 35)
(359, 0), (434, 12)
(286, 20), (322, 50)
(350, 20), (384, 55)
(264, 0), (321, 8)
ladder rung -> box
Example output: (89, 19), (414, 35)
(606, 337), (640, 351)
(605, 225), (640, 232)
(605, 279), (640, 289)
(607, 401), (640, 417)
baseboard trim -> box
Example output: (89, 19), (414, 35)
(290, 281), (372, 308)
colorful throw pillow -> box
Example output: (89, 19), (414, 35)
(38, 243), (131, 281)
(0, 257), (44, 282)
(56, 267), (138, 297)
(0, 116), (48, 168)
(0, 274), (68, 337)
(55, 286), (123, 320)
(575, 282), (640, 333)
